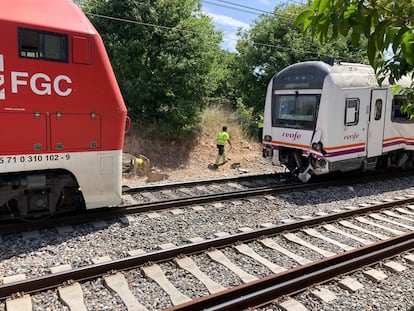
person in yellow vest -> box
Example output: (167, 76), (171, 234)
(256, 114), (264, 143)
(214, 126), (232, 168)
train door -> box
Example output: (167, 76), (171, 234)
(367, 89), (387, 157)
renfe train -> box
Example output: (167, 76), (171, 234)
(0, 0), (127, 219)
(262, 61), (414, 182)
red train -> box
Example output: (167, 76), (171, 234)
(0, 0), (127, 219)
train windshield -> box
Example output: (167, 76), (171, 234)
(272, 94), (320, 130)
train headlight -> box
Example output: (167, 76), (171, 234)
(312, 142), (323, 152)
(264, 135), (272, 142)
(312, 141), (327, 155)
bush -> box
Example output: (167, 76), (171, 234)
(234, 98), (256, 138)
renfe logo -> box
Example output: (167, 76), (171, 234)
(344, 132), (359, 141)
(282, 131), (302, 141)
(0, 54), (72, 100)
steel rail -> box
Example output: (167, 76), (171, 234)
(2, 178), (414, 237)
(166, 232), (414, 311)
(1, 169), (412, 235)
(122, 168), (414, 194)
(0, 181), (296, 235)
(0, 178), (336, 235)
(122, 172), (287, 193)
(1, 197), (413, 299)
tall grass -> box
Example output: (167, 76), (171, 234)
(201, 101), (256, 143)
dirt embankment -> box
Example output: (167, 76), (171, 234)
(122, 107), (280, 184)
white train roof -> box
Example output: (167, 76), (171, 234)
(273, 61), (412, 90)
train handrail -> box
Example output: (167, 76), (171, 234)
(125, 115), (131, 133)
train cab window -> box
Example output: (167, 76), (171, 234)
(19, 28), (68, 62)
(374, 99), (382, 120)
(272, 94), (320, 130)
(345, 98), (359, 126)
(392, 95), (414, 123)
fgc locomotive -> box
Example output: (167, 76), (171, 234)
(262, 61), (414, 182)
(0, 0), (127, 219)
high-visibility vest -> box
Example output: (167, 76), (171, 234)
(217, 131), (229, 145)
(257, 115), (264, 128)
(136, 158), (144, 171)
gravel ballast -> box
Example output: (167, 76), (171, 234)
(1, 175), (414, 310)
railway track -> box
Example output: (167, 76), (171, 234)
(0, 173), (289, 234)
(1, 170), (410, 236)
(121, 169), (414, 202)
(122, 172), (291, 195)
(2, 197), (414, 310)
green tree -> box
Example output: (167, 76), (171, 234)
(235, 4), (367, 115)
(295, 0), (414, 85)
(84, 0), (222, 139)
(205, 49), (239, 101)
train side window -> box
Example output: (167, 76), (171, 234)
(345, 98), (359, 126)
(19, 28), (68, 63)
(19, 29), (39, 58)
(392, 95), (413, 123)
(374, 99), (382, 120)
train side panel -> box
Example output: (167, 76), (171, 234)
(319, 76), (371, 166)
(0, 0), (127, 217)
(383, 90), (414, 155)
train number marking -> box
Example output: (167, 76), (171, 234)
(0, 154), (71, 165)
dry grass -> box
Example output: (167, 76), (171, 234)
(200, 105), (246, 147)
(123, 105), (276, 183)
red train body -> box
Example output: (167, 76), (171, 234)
(0, 0), (127, 218)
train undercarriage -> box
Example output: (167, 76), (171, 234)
(276, 147), (414, 182)
(0, 170), (84, 220)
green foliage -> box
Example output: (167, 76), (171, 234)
(295, 0), (414, 117)
(392, 85), (414, 118)
(296, 0), (414, 84)
(234, 98), (255, 138)
(205, 50), (240, 102)
(234, 4), (368, 115)
(84, 0), (222, 140)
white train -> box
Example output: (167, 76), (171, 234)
(262, 61), (414, 182)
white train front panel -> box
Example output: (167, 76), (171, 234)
(262, 61), (414, 181)
(0, 150), (123, 209)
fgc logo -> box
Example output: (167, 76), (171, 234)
(0, 54), (72, 100)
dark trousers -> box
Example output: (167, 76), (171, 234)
(215, 144), (226, 164)
(258, 128), (263, 143)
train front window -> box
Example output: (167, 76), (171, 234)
(19, 28), (68, 63)
(272, 94), (319, 130)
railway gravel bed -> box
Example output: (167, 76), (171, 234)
(261, 258), (414, 311)
(1, 175), (414, 310)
